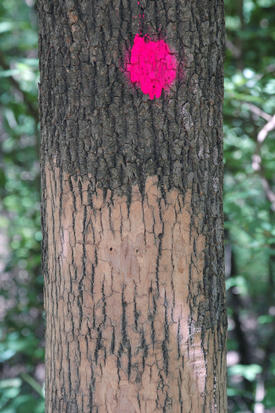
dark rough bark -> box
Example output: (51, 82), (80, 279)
(38, 0), (227, 412)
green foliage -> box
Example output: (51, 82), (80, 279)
(224, 0), (275, 411)
(0, 377), (44, 413)
(229, 364), (262, 382)
(0, 0), (43, 412)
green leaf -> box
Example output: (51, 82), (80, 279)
(0, 378), (22, 389)
(21, 373), (44, 398)
(0, 348), (16, 362)
(229, 364), (262, 381)
(0, 69), (19, 78)
(258, 315), (274, 324)
(0, 21), (14, 33)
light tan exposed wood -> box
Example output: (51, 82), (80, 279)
(44, 164), (227, 412)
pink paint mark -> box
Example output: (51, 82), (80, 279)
(126, 34), (177, 100)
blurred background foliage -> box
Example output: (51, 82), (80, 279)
(0, 0), (274, 412)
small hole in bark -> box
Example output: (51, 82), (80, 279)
(110, 247), (113, 251)
(136, 249), (139, 253)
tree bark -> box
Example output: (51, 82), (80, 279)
(38, 0), (227, 412)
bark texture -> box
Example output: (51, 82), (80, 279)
(38, 0), (227, 412)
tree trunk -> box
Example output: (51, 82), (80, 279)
(38, 0), (227, 412)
